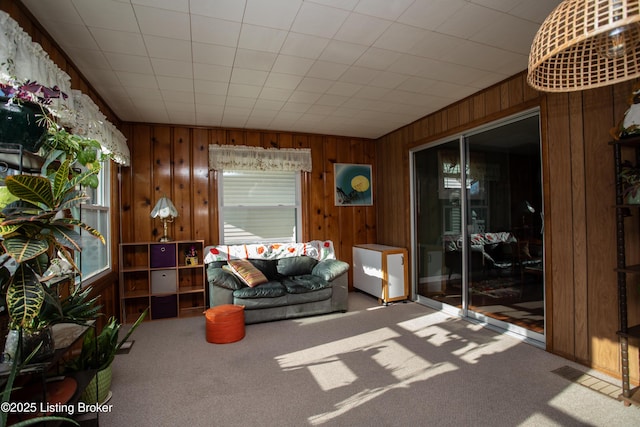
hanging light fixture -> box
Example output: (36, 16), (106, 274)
(150, 195), (179, 242)
(528, 0), (640, 92)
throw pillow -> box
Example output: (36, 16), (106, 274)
(277, 256), (318, 276)
(228, 259), (268, 287)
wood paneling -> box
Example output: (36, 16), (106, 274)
(120, 126), (377, 288)
(375, 70), (640, 383)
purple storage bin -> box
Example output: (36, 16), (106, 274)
(150, 244), (176, 268)
(151, 294), (178, 319)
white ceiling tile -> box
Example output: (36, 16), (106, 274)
(126, 87), (164, 101)
(264, 73), (302, 90)
(90, 28), (147, 56)
(72, 0), (139, 32)
(22, 0), (551, 139)
(471, 0), (524, 13)
(132, 0), (189, 13)
(227, 83), (262, 98)
(408, 31), (466, 60)
(195, 89), (227, 103)
(22, 0), (83, 25)
(192, 43), (236, 66)
(271, 55), (315, 76)
(191, 15), (241, 47)
(305, 0), (359, 11)
(338, 66), (380, 84)
(230, 69), (269, 86)
(259, 87), (293, 101)
(288, 91), (322, 103)
(151, 58), (193, 78)
(190, 0), (246, 21)
(354, 86), (390, 100)
(144, 36), (192, 61)
(194, 64), (232, 83)
(397, 0), (466, 30)
(306, 61), (349, 80)
(156, 76), (194, 92)
(244, 0), (303, 30)
(160, 90), (195, 103)
(436, 3), (503, 40)
(296, 77), (334, 93)
(510, 1), (563, 23)
(281, 102), (311, 113)
(291, 2), (349, 38)
(334, 13), (391, 45)
(374, 23), (429, 54)
(63, 48), (111, 70)
(226, 96), (257, 108)
(471, 15), (541, 55)
(280, 33), (330, 60)
(134, 6), (190, 40)
(238, 25), (288, 53)
(354, 0), (414, 20)
(104, 52), (153, 73)
(234, 49), (277, 72)
(369, 71), (408, 89)
(254, 99), (285, 110)
(326, 81), (363, 97)
(116, 71), (160, 89)
(43, 24), (99, 50)
(354, 48), (402, 71)
(316, 94), (348, 107)
(318, 41), (368, 65)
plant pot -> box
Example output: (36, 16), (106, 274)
(0, 96), (48, 152)
(628, 192), (640, 205)
(80, 364), (112, 405)
(2, 327), (55, 364)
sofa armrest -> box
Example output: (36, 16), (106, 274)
(207, 264), (244, 307)
(312, 259), (349, 281)
(330, 271), (348, 313)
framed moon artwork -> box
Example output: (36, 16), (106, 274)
(334, 163), (373, 206)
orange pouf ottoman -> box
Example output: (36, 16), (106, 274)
(205, 304), (245, 344)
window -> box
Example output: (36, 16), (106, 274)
(76, 161), (111, 282)
(219, 170), (301, 244)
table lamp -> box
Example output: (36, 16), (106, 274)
(150, 195), (178, 242)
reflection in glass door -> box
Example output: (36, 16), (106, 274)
(413, 112), (544, 343)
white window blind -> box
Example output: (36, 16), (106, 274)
(220, 170), (300, 244)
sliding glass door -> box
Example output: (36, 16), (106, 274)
(413, 112), (544, 343)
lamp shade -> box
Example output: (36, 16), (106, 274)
(528, 0), (640, 92)
(150, 196), (178, 219)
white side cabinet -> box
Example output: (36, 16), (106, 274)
(353, 244), (408, 304)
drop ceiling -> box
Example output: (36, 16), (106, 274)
(21, 0), (561, 139)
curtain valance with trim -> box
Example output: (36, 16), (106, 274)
(0, 11), (130, 166)
(208, 144), (312, 172)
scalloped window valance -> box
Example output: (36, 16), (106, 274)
(0, 11), (130, 166)
(208, 144), (312, 172)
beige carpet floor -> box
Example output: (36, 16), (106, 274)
(101, 292), (640, 426)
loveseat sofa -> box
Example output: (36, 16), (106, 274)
(204, 241), (349, 324)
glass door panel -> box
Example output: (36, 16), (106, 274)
(413, 112), (544, 340)
(415, 140), (462, 309)
(464, 115), (544, 335)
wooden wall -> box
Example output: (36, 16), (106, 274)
(375, 71), (640, 382)
(118, 124), (377, 287)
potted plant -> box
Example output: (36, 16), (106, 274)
(620, 160), (640, 204)
(68, 308), (148, 404)
(0, 79), (68, 153)
(0, 157), (105, 362)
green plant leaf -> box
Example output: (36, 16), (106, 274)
(5, 175), (54, 210)
(1, 235), (49, 264)
(6, 265), (45, 330)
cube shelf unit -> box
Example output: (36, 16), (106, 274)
(119, 240), (206, 322)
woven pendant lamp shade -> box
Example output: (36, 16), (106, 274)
(528, 0), (640, 92)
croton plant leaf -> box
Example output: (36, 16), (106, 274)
(6, 264), (45, 329)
